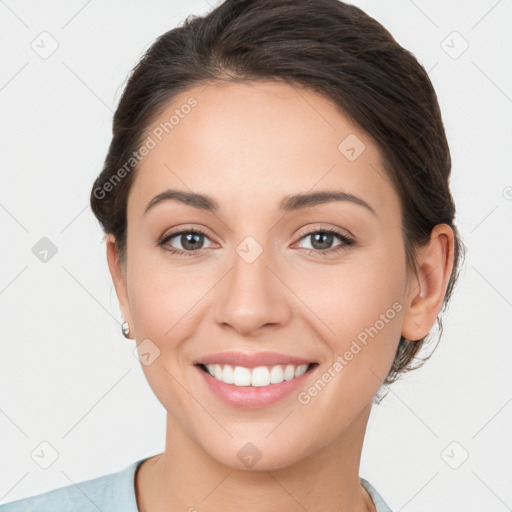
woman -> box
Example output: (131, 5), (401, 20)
(0, 0), (464, 510)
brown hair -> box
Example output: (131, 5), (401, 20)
(90, 0), (465, 386)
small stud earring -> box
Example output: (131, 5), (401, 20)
(121, 321), (131, 339)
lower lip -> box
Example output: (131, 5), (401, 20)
(195, 364), (318, 409)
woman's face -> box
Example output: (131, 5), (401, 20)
(113, 80), (417, 469)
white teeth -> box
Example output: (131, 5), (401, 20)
(270, 365), (284, 384)
(203, 363), (310, 387)
(251, 366), (270, 387)
(222, 364), (234, 384)
(284, 364), (296, 381)
(233, 366), (251, 386)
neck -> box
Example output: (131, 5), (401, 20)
(135, 404), (375, 512)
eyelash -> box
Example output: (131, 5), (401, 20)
(157, 227), (355, 257)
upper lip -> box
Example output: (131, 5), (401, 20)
(194, 351), (316, 369)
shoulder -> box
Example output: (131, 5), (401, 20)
(360, 478), (393, 512)
(0, 459), (145, 512)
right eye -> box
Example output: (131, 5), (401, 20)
(158, 228), (215, 256)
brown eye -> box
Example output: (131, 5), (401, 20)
(159, 229), (214, 256)
(296, 228), (355, 256)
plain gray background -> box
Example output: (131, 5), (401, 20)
(1, 1), (511, 510)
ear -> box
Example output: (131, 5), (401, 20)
(105, 234), (135, 339)
(401, 223), (455, 342)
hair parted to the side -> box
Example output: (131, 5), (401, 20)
(90, 0), (466, 389)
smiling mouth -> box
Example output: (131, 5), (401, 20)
(196, 362), (319, 387)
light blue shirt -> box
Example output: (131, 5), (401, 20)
(0, 457), (392, 511)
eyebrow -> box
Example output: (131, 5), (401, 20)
(143, 188), (377, 216)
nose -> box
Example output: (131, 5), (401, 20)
(213, 247), (291, 336)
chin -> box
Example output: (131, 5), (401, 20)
(202, 435), (311, 472)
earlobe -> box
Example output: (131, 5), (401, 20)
(105, 234), (134, 338)
(401, 224), (455, 342)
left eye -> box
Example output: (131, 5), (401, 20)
(296, 229), (353, 252)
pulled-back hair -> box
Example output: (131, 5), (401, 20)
(90, 0), (465, 386)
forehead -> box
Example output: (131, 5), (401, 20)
(128, 80), (398, 219)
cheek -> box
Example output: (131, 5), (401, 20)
(125, 252), (200, 411)
(337, 266), (404, 345)
(127, 271), (177, 341)
(294, 266), (405, 423)
(307, 239), (405, 332)
(309, 241), (406, 376)
(126, 244), (208, 341)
